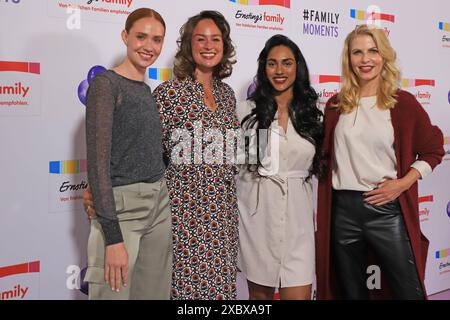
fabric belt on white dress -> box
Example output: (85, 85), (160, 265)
(250, 170), (309, 216)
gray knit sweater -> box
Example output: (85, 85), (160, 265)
(86, 70), (165, 245)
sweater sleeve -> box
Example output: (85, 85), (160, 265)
(409, 93), (445, 170)
(86, 74), (123, 246)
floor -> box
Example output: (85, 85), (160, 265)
(237, 272), (450, 299)
(428, 289), (450, 300)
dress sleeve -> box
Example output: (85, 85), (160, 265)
(86, 74), (123, 246)
(153, 82), (171, 160)
(225, 84), (241, 170)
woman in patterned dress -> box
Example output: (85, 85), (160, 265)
(153, 11), (240, 300)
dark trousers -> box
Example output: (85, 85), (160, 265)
(331, 190), (424, 300)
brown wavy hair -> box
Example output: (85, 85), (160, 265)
(125, 8), (166, 33)
(338, 24), (400, 113)
(173, 11), (236, 79)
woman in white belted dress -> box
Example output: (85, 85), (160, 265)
(236, 35), (323, 300)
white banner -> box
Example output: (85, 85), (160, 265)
(0, 0), (449, 299)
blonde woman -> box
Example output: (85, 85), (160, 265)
(316, 25), (444, 300)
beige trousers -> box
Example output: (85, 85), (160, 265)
(85, 178), (172, 300)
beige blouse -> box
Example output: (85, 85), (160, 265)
(332, 96), (431, 191)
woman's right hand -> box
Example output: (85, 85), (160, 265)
(105, 242), (128, 292)
(83, 187), (127, 291)
(83, 185), (97, 219)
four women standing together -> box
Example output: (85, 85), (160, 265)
(84, 6), (444, 300)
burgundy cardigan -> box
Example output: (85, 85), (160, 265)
(315, 90), (445, 300)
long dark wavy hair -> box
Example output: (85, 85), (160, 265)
(242, 34), (323, 179)
(173, 10), (236, 80)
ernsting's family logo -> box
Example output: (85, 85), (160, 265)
(310, 74), (341, 108)
(435, 248), (450, 275)
(235, 10), (284, 25)
(444, 136), (450, 161)
(48, 160), (88, 213)
(0, 261), (40, 300)
(418, 195), (433, 222)
(148, 68), (173, 81)
(230, 0), (289, 32)
(439, 22), (450, 48)
(86, 0), (133, 7)
(350, 7), (395, 37)
(401, 78), (435, 106)
(0, 61), (41, 116)
(229, 0), (290, 9)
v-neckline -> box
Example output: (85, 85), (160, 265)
(203, 87), (219, 113)
(191, 77), (221, 115)
(275, 111), (288, 135)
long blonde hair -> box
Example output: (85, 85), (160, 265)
(338, 25), (400, 113)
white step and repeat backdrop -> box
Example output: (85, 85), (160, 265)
(0, 0), (449, 300)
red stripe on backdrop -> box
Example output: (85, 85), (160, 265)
(419, 195), (434, 203)
(379, 13), (395, 22)
(0, 61), (40, 74)
(319, 75), (341, 83)
(0, 261), (40, 278)
(415, 79), (435, 87)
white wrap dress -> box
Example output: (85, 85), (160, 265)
(236, 100), (316, 287)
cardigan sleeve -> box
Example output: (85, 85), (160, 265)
(322, 96), (339, 157)
(407, 92), (445, 170)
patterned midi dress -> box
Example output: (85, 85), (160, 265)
(154, 76), (240, 300)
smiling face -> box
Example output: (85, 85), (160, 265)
(122, 16), (165, 72)
(350, 34), (384, 92)
(191, 18), (224, 74)
(265, 45), (297, 95)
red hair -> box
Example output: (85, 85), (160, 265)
(125, 8), (166, 33)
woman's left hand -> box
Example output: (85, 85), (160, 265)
(83, 185), (97, 219)
(363, 168), (422, 206)
(363, 179), (408, 206)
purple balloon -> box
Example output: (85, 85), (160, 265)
(79, 267), (88, 295)
(447, 201), (450, 218)
(78, 79), (89, 106)
(247, 80), (257, 99)
(87, 65), (107, 85)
